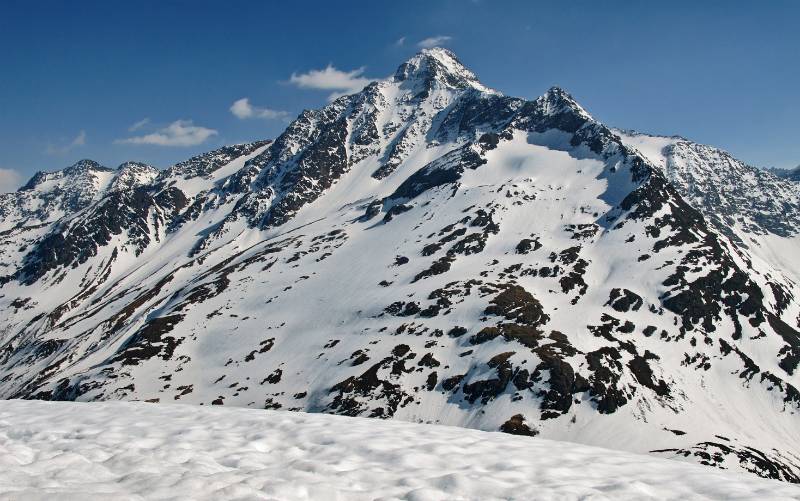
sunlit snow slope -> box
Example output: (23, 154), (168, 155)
(1, 49), (799, 483)
(1, 400), (799, 501)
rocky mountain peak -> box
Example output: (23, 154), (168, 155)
(18, 159), (112, 192)
(117, 161), (154, 171)
(537, 86), (592, 120)
(18, 172), (47, 192)
(110, 162), (160, 192)
(393, 47), (492, 93)
(63, 159), (110, 176)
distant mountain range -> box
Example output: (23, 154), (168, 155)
(768, 165), (800, 182)
(1, 48), (799, 483)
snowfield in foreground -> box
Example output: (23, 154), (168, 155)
(0, 401), (798, 501)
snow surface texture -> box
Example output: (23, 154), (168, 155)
(0, 400), (798, 501)
(1, 48), (800, 484)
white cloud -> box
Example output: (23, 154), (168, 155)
(289, 65), (374, 101)
(230, 98), (289, 120)
(45, 130), (87, 156)
(128, 118), (151, 132)
(115, 120), (217, 147)
(0, 168), (22, 193)
(73, 130), (87, 146)
(417, 35), (453, 49)
(394, 36), (406, 47)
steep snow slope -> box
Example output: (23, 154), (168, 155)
(1, 49), (799, 483)
(1, 400), (798, 501)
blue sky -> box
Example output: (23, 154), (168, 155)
(1, 0), (798, 190)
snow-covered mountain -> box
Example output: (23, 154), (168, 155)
(1, 48), (799, 483)
(615, 130), (800, 282)
(0, 159), (159, 279)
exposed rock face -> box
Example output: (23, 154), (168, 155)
(616, 130), (800, 245)
(1, 48), (799, 483)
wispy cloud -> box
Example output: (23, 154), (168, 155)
(417, 35), (452, 49)
(394, 36), (406, 47)
(0, 168), (22, 193)
(230, 98), (290, 120)
(115, 120), (217, 147)
(289, 65), (375, 101)
(45, 130), (86, 156)
(73, 130), (87, 146)
(128, 118), (151, 132)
